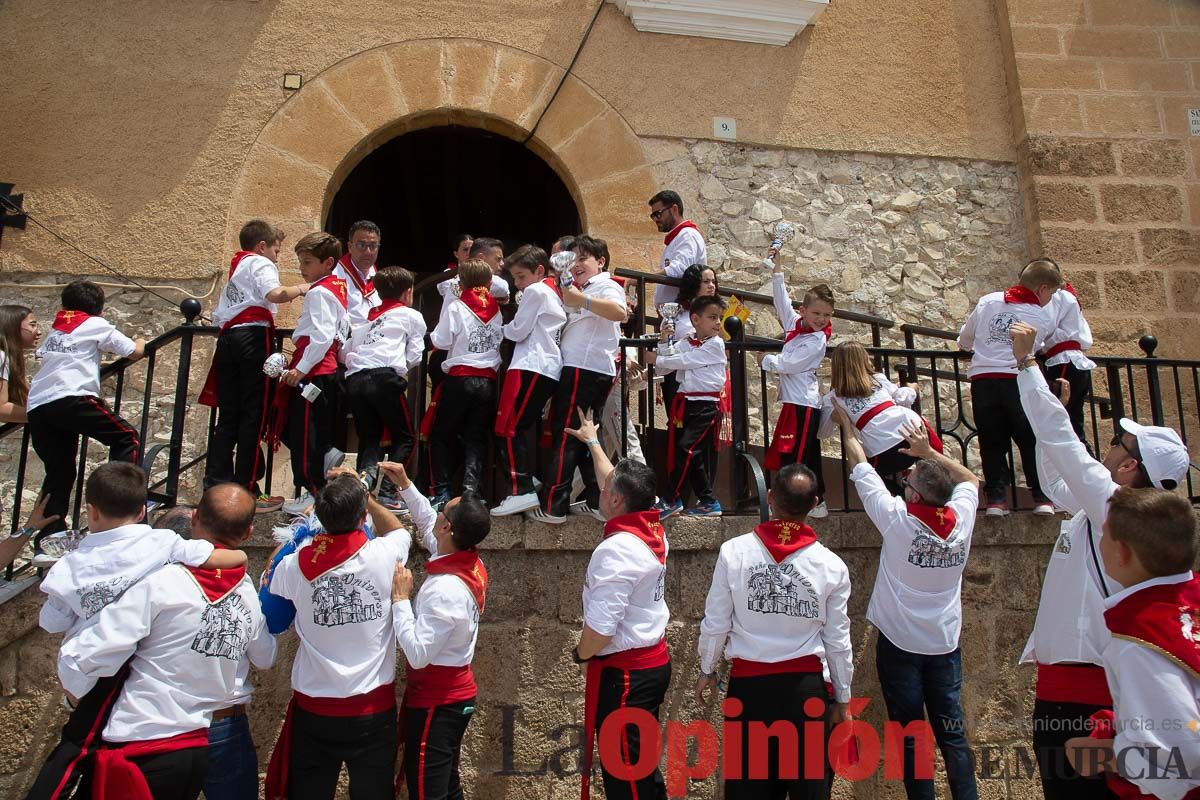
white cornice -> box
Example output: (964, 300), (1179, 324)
(609, 0), (830, 46)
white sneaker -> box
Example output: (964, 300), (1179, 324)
(282, 491), (315, 517)
(808, 501), (829, 519)
(1032, 503), (1055, 516)
(32, 530), (83, 568)
(324, 448), (346, 474)
(525, 508), (566, 525)
(569, 500), (605, 522)
(492, 492), (541, 517)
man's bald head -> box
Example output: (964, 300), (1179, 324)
(769, 464), (819, 521)
(195, 484), (256, 547)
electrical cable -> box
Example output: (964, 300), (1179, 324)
(0, 273), (220, 301)
(523, 0), (606, 145)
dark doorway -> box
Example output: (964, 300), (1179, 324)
(325, 126), (581, 278)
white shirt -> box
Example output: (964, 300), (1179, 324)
(436, 274), (510, 334)
(430, 297), (503, 374)
(40, 524), (215, 641)
(560, 273), (626, 377)
(0, 349), (9, 382)
(1017, 367), (1121, 667)
(291, 281), (351, 377)
(1102, 572), (1200, 800)
(269, 530), (412, 697)
(653, 224), (707, 307)
(343, 305), (427, 378)
(505, 281), (566, 380)
(697, 531), (854, 702)
(852, 465), (979, 655)
(212, 253), (279, 329)
(27, 316), (137, 411)
(760, 273), (825, 407)
(333, 258), (381, 328)
(1042, 290), (1096, 370)
(583, 532), (669, 657)
(58, 564), (275, 742)
(817, 375), (920, 457)
(391, 486), (480, 669)
(957, 291), (1056, 378)
(655, 335), (726, 398)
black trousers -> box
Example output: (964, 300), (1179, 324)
(204, 326), (272, 494)
(495, 370), (556, 498)
(28, 396), (140, 538)
(428, 349), (448, 392)
(970, 377), (1045, 502)
(124, 746), (208, 800)
(288, 707), (397, 800)
(660, 372), (680, 415)
(346, 368), (414, 477)
(772, 404), (826, 501)
(594, 662), (671, 800)
(1045, 361), (1093, 445)
(402, 699), (475, 800)
(431, 375), (496, 498)
(541, 367), (614, 517)
(285, 373), (339, 495)
(25, 671), (127, 800)
(1032, 699), (1117, 800)
(724, 672), (830, 800)
(666, 401), (721, 506)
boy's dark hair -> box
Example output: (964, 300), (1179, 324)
(62, 280), (105, 316)
(610, 459), (657, 513)
(772, 464), (818, 519)
(803, 284), (835, 308)
(554, 235), (578, 254)
(294, 232), (342, 263)
(469, 237), (503, 259)
(85, 462), (147, 520)
(648, 190), (683, 214)
(239, 219), (284, 250)
(689, 295), (726, 319)
(447, 491), (491, 550)
(348, 220), (381, 240)
(909, 460), (955, 507)
(458, 259), (493, 290)
(505, 244), (549, 276)
(196, 485), (256, 547)
(453, 232), (474, 248)
(375, 267), (414, 299)
(314, 475), (368, 535)
(574, 235), (609, 269)
(1107, 487), (1198, 576)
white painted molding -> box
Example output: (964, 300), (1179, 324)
(610, 0), (830, 46)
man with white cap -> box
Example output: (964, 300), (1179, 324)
(1010, 321), (1191, 800)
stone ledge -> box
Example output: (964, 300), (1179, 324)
(609, 0), (830, 46)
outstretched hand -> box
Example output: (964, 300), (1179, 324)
(898, 422), (934, 458)
(1055, 378), (1071, 406)
(391, 564), (414, 601)
(378, 461), (412, 491)
(26, 495), (61, 533)
(831, 406), (852, 429)
(564, 407), (599, 444)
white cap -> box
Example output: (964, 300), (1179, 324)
(1118, 419), (1190, 490)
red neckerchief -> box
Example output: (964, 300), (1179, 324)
(603, 511), (666, 565)
(905, 502), (958, 540)
(311, 274), (349, 309)
(427, 549), (488, 613)
(687, 336), (704, 347)
(459, 285), (499, 323)
(184, 556), (247, 603)
(784, 320), (832, 344)
(298, 530), (370, 581)
(541, 277), (563, 300)
(228, 250), (255, 279)
(1004, 285), (1040, 305)
(52, 309), (93, 333)
(753, 519), (819, 563)
(367, 298), (406, 321)
(1063, 282), (1076, 298)
(664, 220), (699, 247)
(1104, 574), (1200, 679)
(337, 254), (375, 298)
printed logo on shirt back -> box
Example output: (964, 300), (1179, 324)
(40, 333), (79, 355)
(841, 394), (873, 415)
(363, 318), (387, 347)
(224, 282), (246, 306)
(192, 592), (253, 660)
(906, 533), (967, 569)
(311, 574), (383, 627)
(1054, 524), (1072, 556)
(746, 563), (819, 618)
(653, 567), (666, 602)
(78, 576), (133, 618)
(986, 312), (1020, 346)
(467, 322), (502, 354)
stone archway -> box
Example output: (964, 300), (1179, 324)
(226, 37), (658, 280)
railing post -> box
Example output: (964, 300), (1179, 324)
(725, 316), (750, 508)
(1139, 335), (1165, 426)
(1106, 363), (1126, 434)
(903, 326), (921, 416)
(165, 300), (201, 503)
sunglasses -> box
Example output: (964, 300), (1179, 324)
(649, 208), (670, 221)
(1110, 433), (1139, 461)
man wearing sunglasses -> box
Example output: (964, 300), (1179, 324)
(647, 190), (706, 310)
(1011, 320), (1190, 800)
(336, 220), (383, 327)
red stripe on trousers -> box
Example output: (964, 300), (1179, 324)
(86, 397), (141, 464)
(416, 708), (435, 800)
(298, 397), (317, 493)
(672, 410), (722, 500)
(249, 326), (271, 491)
(619, 673), (638, 800)
(505, 373), (540, 496)
(546, 370), (581, 514)
(794, 406), (813, 462)
(49, 675), (126, 799)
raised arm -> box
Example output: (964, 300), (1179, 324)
(564, 408), (613, 490)
(899, 422), (978, 489)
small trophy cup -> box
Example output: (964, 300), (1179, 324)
(660, 302), (682, 346)
(551, 251), (576, 290)
(263, 352), (288, 378)
(764, 222), (797, 268)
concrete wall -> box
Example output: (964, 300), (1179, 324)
(0, 512), (1061, 799)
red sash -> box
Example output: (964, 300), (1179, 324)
(855, 400), (896, 430)
(581, 639), (670, 800)
(494, 370), (535, 437)
(52, 309), (93, 333)
(753, 519), (819, 562)
(1104, 576), (1200, 680)
(764, 403), (819, 471)
(730, 654), (822, 679)
(1035, 663), (1112, 705)
(338, 254), (377, 304)
(265, 683), (397, 800)
(403, 664), (476, 709)
(663, 220), (699, 246)
(367, 298), (405, 321)
(666, 391), (722, 472)
(264, 335), (335, 448)
(784, 320), (832, 344)
(92, 729), (209, 800)
(1004, 285), (1040, 305)
(298, 530), (370, 581)
(905, 502), (958, 540)
(419, 382), (445, 442)
(447, 365), (496, 379)
(1045, 340), (1082, 358)
(603, 511), (667, 564)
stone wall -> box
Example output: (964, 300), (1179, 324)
(0, 512), (1061, 799)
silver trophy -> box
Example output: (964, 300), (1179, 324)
(263, 352), (288, 378)
(764, 221), (798, 268)
(660, 302), (682, 346)
(551, 251), (576, 289)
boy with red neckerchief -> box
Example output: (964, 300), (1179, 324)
(334, 220), (383, 327)
(424, 258), (504, 510)
(564, 411), (670, 800)
(957, 259), (1061, 516)
(695, 461), (853, 799)
(343, 267), (426, 507)
(202, 219), (308, 513)
(264, 474), (414, 800)
(1065, 488), (1200, 800)
(268, 232), (351, 511)
(838, 410), (981, 800)
(25, 280), (146, 541)
(491, 245), (567, 517)
(382, 461), (491, 800)
(758, 260), (835, 518)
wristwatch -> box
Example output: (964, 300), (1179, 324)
(572, 646), (591, 664)
(1018, 355), (1038, 371)
(10, 526), (37, 540)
